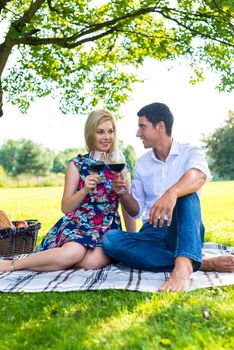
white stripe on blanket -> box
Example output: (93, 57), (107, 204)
(0, 242), (233, 293)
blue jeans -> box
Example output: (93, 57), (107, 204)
(103, 193), (204, 272)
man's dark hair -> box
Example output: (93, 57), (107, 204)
(137, 102), (174, 136)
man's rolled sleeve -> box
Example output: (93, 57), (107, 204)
(186, 147), (212, 182)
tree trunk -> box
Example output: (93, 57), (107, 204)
(0, 37), (15, 117)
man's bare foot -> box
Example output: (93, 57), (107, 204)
(158, 257), (193, 292)
(0, 260), (12, 272)
(201, 256), (234, 273)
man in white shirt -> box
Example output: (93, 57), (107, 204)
(103, 102), (234, 292)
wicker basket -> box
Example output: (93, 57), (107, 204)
(0, 220), (41, 257)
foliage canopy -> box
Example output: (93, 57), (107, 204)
(0, 0), (233, 117)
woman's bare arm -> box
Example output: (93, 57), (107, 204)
(61, 162), (100, 214)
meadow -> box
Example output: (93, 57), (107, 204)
(0, 181), (233, 349)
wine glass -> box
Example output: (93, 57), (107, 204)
(89, 151), (107, 174)
(107, 150), (126, 173)
(107, 150), (128, 195)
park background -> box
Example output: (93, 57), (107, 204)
(0, 1), (233, 349)
(0, 60), (233, 348)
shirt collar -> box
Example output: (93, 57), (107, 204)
(169, 139), (180, 156)
(150, 139), (180, 162)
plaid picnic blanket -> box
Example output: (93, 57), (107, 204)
(0, 242), (233, 293)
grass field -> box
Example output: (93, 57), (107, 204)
(0, 181), (234, 349)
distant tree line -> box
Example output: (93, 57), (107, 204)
(1, 110), (233, 181)
(202, 111), (234, 180)
(0, 139), (136, 177)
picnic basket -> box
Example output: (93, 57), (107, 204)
(0, 220), (41, 257)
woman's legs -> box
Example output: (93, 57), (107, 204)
(74, 247), (111, 269)
(0, 242), (87, 272)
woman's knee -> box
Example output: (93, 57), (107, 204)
(58, 243), (87, 267)
(79, 249), (111, 269)
(81, 258), (109, 270)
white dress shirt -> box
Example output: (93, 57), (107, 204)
(131, 140), (212, 223)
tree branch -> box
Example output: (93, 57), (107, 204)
(156, 8), (234, 47)
(15, 4), (233, 48)
(46, 0), (60, 14)
(15, 6), (158, 46)
(20, 0), (47, 24)
(18, 26), (120, 48)
(70, 6), (158, 40)
(163, 6), (234, 30)
(0, 0), (12, 14)
(210, 0), (234, 20)
(12, 0), (46, 32)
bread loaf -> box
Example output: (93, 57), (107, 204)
(0, 210), (13, 230)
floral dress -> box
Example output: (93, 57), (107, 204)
(37, 154), (122, 251)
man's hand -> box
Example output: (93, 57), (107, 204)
(149, 188), (177, 227)
(112, 173), (140, 217)
(149, 168), (207, 227)
(112, 173), (128, 194)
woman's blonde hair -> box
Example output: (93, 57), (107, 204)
(84, 109), (118, 152)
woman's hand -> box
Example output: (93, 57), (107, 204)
(62, 162), (102, 214)
(84, 174), (101, 193)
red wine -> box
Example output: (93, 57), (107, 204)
(90, 162), (105, 173)
(108, 163), (125, 173)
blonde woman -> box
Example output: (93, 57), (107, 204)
(0, 110), (136, 273)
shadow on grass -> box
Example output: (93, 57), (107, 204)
(0, 286), (234, 350)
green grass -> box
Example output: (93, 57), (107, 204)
(0, 181), (234, 350)
(201, 181), (234, 246)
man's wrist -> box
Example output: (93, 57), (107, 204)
(117, 188), (129, 197)
(168, 186), (179, 198)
